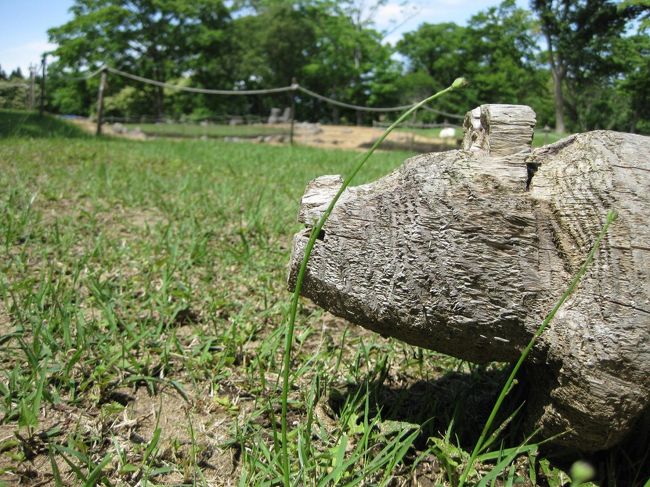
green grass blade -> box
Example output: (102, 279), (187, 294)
(49, 446), (65, 487)
(280, 78), (467, 486)
(84, 452), (113, 487)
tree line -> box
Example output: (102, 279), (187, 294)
(0, 67), (38, 111)
(7, 0), (650, 134)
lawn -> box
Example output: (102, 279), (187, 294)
(0, 110), (89, 139)
(123, 122), (288, 139)
(0, 112), (641, 485)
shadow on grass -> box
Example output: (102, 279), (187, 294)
(0, 110), (89, 138)
(331, 365), (650, 485)
(329, 364), (520, 452)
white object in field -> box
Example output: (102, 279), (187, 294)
(439, 127), (456, 138)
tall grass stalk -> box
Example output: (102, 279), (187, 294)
(280, 78), (468, 485)
(457, 209), (619, 487)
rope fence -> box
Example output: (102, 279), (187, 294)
(0, 83), (30, 90)
(296, 85), (417, 113)
(54, 65), (466, 140)
(106, 67), (295, 95)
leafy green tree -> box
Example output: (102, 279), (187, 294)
(530, 0), (637, 132)
(397, 23), (472, 120)
(613, 33), (650, 133)
(48, 0), (233, 118)
(44, 62), (95, 115)
(306, 3), (399, 124)
(397, 1), (549, 124)
(0, 68), (30, 110)
(619, 0), (650, 31)
(467, 0), (553, 125)
(397, 23), (469, 86)
(230, 0), (399, 124)
(9, 68), (24, 80)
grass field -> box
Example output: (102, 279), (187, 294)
(1, 110), (89, 139)
(0, 112), (646, 485)
(124, 122), (288, 139)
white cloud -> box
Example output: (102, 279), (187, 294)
(373, 0), (529, 46)
(372, 1), (423, 45)
(374, 3), (406, 29)
(0, 40), (56, 75)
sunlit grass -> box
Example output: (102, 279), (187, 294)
(0, 113), (641, 486)
(0, 110), (88, 138)
(124, 122), (288, 138)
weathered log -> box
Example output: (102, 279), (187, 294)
(288, 104), (650, 451)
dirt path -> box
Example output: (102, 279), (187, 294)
(292, 123), (459, 152)
(71, 118), (461, 152)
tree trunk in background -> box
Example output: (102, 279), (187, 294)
(551, 68), (565, 133)
(543, 28), (566, 134)
(155, 84), (165, 121)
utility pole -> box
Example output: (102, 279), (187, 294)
(290, 77), (298, 146)
(39, 55), (47, 116)
(29, 64), (36, 110)
(96, 67), (107, 136)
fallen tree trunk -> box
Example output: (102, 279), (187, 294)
(288, 104), (650, 452)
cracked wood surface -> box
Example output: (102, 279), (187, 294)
(288, 125), (650, 451)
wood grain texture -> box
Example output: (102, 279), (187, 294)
(288, 105), (650, 451)
(463, 104), (536, 156)
(526, 131), (650, 450)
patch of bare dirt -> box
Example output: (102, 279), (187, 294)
(69, 117), (460, 152)
(0, 385), (243, 486)
(293, 123), (459, 152)
(69, 118), (147, 140)
(0, 301), (11, 338)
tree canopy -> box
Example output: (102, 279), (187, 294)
(31, 0), (648, 133)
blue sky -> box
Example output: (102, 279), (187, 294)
(0, 0), (530, 76)
(0, 0), (73, 75)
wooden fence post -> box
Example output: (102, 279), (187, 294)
(290, 77), (297, 146)
(29, 65), (36, 110)
(96, 68), (107, 136)
(39, 55), (46, 116)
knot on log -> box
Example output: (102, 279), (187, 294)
(463, 104), (536, 157)
(298, 175), (343, 226)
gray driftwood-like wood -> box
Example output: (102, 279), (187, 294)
(463, 104), (536, 156)
(288, 104), (650, 451)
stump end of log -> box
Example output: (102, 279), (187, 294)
(463, 104), (536, 156)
